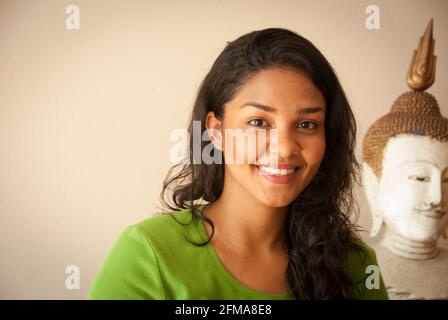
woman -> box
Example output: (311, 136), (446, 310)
(88, 28), (389, 300)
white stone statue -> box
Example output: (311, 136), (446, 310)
(361, 19), (448, 299)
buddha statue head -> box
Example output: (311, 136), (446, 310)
(362, 20), (448, 260)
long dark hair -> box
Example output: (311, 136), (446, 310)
(160, 28), (366, 299)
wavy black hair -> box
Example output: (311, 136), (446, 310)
(160, 27), (366, 299)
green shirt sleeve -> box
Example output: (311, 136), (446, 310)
(87, 224), (167, 300)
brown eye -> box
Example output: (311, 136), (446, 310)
(248, 119), (268, 127)
(297, 121), (318, 130)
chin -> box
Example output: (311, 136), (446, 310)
(399, 228), (440, 243)
(255, 192), (297, 208)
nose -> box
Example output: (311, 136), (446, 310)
(425, 172), (442, 207)
(270, 127), (301, 160)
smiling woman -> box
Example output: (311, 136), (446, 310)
(88, 28), (389, 300)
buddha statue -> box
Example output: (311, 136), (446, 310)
(361, 19), (448, 299)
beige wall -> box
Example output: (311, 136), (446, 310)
(0, 0), (447, 299)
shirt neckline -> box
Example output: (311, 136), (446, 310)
(192, 204), (292, 300)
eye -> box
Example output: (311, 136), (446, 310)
(409, 176), (430, 182)
(248, 119), (268, 127)
(297, 121), (319, 130)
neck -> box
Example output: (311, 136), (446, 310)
(381, 229), (439, 260)
(202, 173), (289, 255)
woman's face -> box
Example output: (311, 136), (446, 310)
(207, 67), (326, 208)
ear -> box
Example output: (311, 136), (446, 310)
(205, 112), (222, 150)
(362, 162), (383, 238)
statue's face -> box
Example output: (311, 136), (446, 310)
(377, 134), (448, 242)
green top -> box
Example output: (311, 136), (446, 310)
(88, 205), (389, 300)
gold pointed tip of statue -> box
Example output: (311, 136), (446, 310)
(406, 19), (437, 91)
(423, 19), (433, 40)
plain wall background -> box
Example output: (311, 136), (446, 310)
(0, 0), (447, 299)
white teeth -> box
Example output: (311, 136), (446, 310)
(257, 166), (296, 176)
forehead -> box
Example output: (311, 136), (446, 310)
(383, 134), (448, 171)
(232, 67), (325, 107)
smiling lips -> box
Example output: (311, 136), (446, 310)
(417, 209), (447, 219)
(253, 164), (302, 184)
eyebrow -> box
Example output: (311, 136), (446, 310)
(240, 101), (325, 114)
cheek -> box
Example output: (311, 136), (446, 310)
(395, 179), (432, 208)
(301, 135), (326, 168)
(379, 183), (434, 237)
(379, 179), (414, 219)
(221, 131), (255, 164)
(382, 193), (411, 217)
(223, 131), (272, 164)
